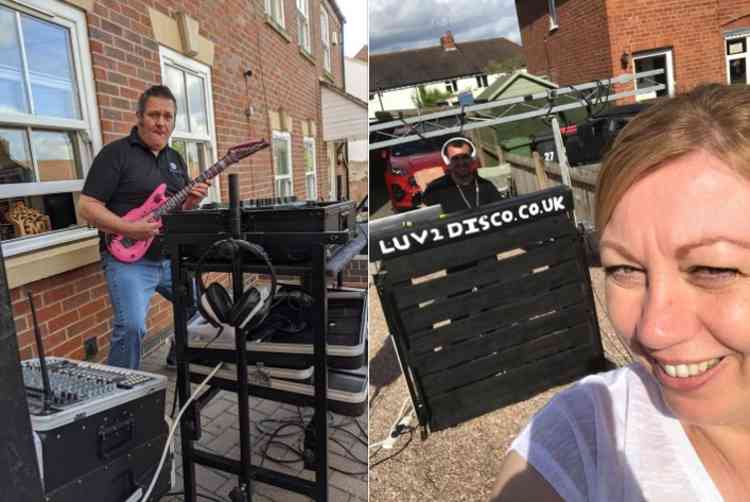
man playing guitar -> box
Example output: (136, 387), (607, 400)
(79, 85), (210, 369)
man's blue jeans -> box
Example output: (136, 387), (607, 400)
(101, 252), (174, 369)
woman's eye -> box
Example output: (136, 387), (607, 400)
(604, 265), (645, 284)
(689, 266), (739, 283)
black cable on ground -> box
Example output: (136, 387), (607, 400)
(252, 407), (368, 476)
(369, 426), (414, 469)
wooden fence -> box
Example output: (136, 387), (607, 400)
(472, 130), (600, 226)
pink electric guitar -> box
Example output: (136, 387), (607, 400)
(106, 139), (270, 263)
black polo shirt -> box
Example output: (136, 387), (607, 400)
(423, 174), (502, 214)
(82, 127), (190, 261)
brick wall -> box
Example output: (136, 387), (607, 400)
(11, 0), (348, 362)
(606, 0), (726, 94)
(719, 0), (750, 29)
(516, 0), (612, 85)
(516, 0), (748, 91)
(12, 263), (173, 362)
(342, 256), (368, 288)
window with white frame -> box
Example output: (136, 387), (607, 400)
(444, 80), (458, 93)
(548, 0), (559, 30)
(321, 8), (331, 72)
(265, 0), (285, 28)
(726, 35), (749, 85)
(272, 131), (293, 197)
(159, 46), (218, 203)
(297, 0), (311, 53)
(475, 75), (489, 88)
(303, 137), (316, 200)
(0, 0), (102, 257)
(633, 48), (675, 102)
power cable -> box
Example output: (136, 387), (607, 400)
(369, 427), (414, 469)
(140, 363), (224, 502)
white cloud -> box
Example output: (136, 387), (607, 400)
(370, 0), (521, 53)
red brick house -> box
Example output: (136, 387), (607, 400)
(515, 0), (750, 98)
(1, 0), (366, 362)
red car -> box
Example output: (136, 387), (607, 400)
(382, 132), (480, 211)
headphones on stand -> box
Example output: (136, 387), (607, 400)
(195, 238), (277, 332)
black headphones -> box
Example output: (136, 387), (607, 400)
(195, 238), (277, 332)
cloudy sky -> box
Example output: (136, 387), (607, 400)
(369, 0), (521, 54)
(338, 2), (368, 57)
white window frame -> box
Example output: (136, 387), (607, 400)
(272, 131), (293, 197)
(296, 0), (311, 53)
(548, 0), (559, 31)
(158, 46), (219, 203)
(633, 48), (675, 102)
(265, 0), (285, 28)
(321, 8), (331, 72)
(0, 0), (102, 258)
(726, 34), (750, 85)
(303, 136), (317, 200)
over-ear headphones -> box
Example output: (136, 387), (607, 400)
(195, 238), (277, 331)
(440, 137), (477, 165)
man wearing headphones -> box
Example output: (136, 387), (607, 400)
(79, 85), (210, 369)
(423, 137), (502, 213)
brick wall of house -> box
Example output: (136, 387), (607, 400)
(11, 0), (351, 362)
(515, 0), (612, 85)
(605, 0), (726, 94)
(341, 256), (368, 288)
(12, 262), (173, 362)
(719, 0), (750, 29)
(516, 0), (748, 92)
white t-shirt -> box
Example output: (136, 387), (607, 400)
(510, 364), (724, 502)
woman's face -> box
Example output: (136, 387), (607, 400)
(601, 149), (750, 427)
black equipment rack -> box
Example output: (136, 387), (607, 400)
(164, 180), (365, 502)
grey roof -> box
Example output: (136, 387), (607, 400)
(371, 37), (523, 92)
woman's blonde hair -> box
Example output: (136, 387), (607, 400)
(596, 84), (750, 230)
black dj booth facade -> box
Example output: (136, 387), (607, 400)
(371, 186), (607, 435)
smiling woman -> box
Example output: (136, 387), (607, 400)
(491, 84), (750, 502)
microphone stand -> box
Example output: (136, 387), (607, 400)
(228, 174), (252, 502)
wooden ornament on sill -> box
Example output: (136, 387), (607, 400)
(5, 201), (50, 237)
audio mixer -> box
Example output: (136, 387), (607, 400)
(23, 357), (165, 430)
(22, 358), (170, 502)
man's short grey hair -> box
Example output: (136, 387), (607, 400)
(136, 85), (177, 115)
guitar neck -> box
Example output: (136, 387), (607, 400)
(152, 155), (232, 218)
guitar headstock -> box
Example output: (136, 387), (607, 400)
(225, 139), (270, 163)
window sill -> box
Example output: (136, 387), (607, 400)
(4, 235), (101, 290)
(323, 70), (335, 83)
(299, 47), (316, 65)
(265, 16), (292, 43)
(1, 226), (98, 258)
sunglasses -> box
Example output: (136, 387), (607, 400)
(449, 153), (472, 162)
